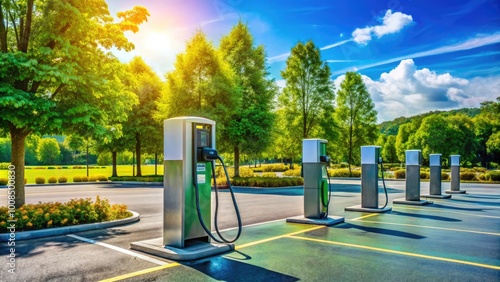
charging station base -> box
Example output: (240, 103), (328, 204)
(344, 205), (392, 213)
(421, 194), (452, 199)
(130, 238), (233, 261)
(286, 216), (344, 226)
(445, 190), (466, 194)
(393, 199), (433, 205)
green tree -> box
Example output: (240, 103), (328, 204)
(474, 97), (500, 166)
(376, 134), (386, 147)
(36, 138), (61, 165)
(123, 57), (162, 177)
(278, 40), (335, 162)
(334, 72), (378, 175)
(97, 152), (112, 166)
(0, 1), (148, 207)
(156, 30), (240, 148)
(0, 137), (11, 162)
(219, 21), (277, 177)
(382, 135), (397, 163)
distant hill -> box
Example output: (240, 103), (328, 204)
(378, 108), (481, 135)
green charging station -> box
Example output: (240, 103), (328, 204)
(131, 117), (241, 261)
(287, 139), (344, 226)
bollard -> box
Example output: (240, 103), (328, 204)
(394, 150), (432, 206)
(445, 155), (466, 194)
(422, 154), (451, 199)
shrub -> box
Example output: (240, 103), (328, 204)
(109, 176), (163, 182)
(420, 172), (430, 179)
(262, 164), (289, 172)
(33, 167), (47, 170)
(441, 172), (449, 180)
(472, 167), (487, 173)
(0, 196), (132, 232)
(81, 176), (89, 182)
(283, 169), (301, 177)
(327, 168), (361, 178)
(212, 177), (229, 187)
(0, 178), (7, 185)
(47, 166), (56, 170)
(252, 167), (264, 172)
(35, 177), (46, 184)
(48, 177), (57, 184)
(460, 172), (476, 181)
(97, 175), (108, 181)
(394, 169), (406, 179)
(62, 166), (69, 169)
(58, 176), (68, 183)
(486, 171), (500, 181)
(89, 175), (98, 182)
(73, 176), (82, 182)
(239, 167), (254, 177)
(0, 162), (11, 170)
(231, 177), (303, 187)
(261, 172), (278, 178)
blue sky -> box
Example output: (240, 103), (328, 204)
(107, 0), (500, 122)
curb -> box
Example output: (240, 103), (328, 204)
(0, 211), (140, 242)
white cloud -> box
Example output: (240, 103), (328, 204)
(352, 10), (413, 44)
(334, 59), (499, 122)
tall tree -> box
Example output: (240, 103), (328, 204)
(474, 97), (500, 166)
(0, 1), (148, 207)
(334, 72), (378, 175)
(124, 57), (162, 177)
(36, 138), (61, 165)
(219, 21), (277, 177)
(278, 40), (335, 161)
(156, 30), (240, 148)
(382, 135), (397, 163)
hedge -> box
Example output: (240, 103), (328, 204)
(35, 177), (46, 184)
(261, 172), (278, 178)
(394, 169), (406, 179)
(327, 168), (361, 178)
(231, 177), (303, 187)
(48, 177), (57, 184)
(460, 172), (476, 181)
(58, 176), (68, 183)
(283, 169), (301, 177)
(0, 196), (131, 232)
(109, 176), (163, 182)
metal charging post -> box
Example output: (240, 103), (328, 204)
(422, 154), (451, 199)
(131, 117), (233, 261)
(287, 139), (344, 226)
(345, 146), (391, 213)
(446, 155), (466, 194)
(394, 150), (432, 205)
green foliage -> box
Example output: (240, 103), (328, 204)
(335, 72), (378, 170)
(262, 164), (289, 172)
(485, 171), (500, 181)
(283, 169), (302, 177)
(36, 138), (61, 165)
(97, 152), (112, 166)
(460, 172), (477, 181)
(35, 177), (46, 184)
(58, 176), (68, 183)
(441, 172), (449, 180)
(327, 169), (361, 178)
(261, 172), (278, 178)
(109, 176), (163, 182)
(0, 178), (7, 185)
(394, 169), (406, 179)
(277, 40), (336, 162)
(0, 162), (11, 169)
(48, 177), (57, 184)
(81, 176), (89, 182)
(420, 172), (430, 179)
(382, 136), (397, 163)
(0, 197), (132, 232)
(0, 138), (11, 162)
(231, 177), (304, 187)
(219, 21), (277, 176)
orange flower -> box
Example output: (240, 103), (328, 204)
(27, 222), (33, 227)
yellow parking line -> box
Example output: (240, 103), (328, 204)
(286, 235), (500, 270)
(395, 205), (500, 219)
(99, 262), (180, 282)
(351, 213), (380, 221)
(354, 220), (500, 236)
(236, 225), (325, 250)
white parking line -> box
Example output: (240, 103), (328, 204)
(67, 234), (167, 266)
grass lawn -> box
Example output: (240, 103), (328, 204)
(6, 165), (164, 184)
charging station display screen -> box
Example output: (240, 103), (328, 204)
(196, 126), (211, 148)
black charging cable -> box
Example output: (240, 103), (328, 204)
(192, 149), (242, 244)
(379, 158), (389, 209)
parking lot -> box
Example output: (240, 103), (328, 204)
(1, 180), (499, 281)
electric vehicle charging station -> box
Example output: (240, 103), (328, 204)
(345, 146), (392, 213)
(131, 117), (242, 261)
(446, 155), (466, 194)
(422, 154), (451, 199)
(393, 150), (432, 206)
(287, 139), (344, 226)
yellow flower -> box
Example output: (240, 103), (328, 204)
(22, 215), (28, 220)
(47, 220), (53, 226)
(26, 222), (33, 227)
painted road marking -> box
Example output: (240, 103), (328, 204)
(351, 213), (380, 221)
(286, 235), (500, 270)
(235, 225), (325, 250)
(394, 205), (500, 219)
(99, 263), (180, 282)
(353, 220), (500, 236)
(67, 234), (168, 266)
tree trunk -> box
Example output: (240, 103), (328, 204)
(234, 145), (240, 177)
(136, 133), (142, 177)
(10, 127), (29, 208)
(154, 152), (158, 176)
(112, 151), (118, 177)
